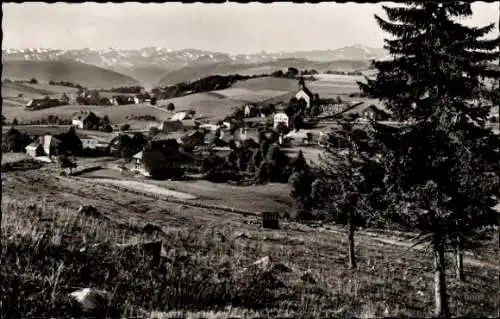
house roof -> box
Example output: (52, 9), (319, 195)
(285, 130), (311, 139)
(181, 119), (198, 127)
(152, 132), (184, 142)
(132, 151), (143, 159)
(297, 87), (314, 100)
(25, 142), (40, 150)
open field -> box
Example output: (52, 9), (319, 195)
(2, 165), (499, 317)
(232, 77), (299, 91)
(1, 152), (33, 165)
(1, 82), (80, 109)
(214, 88), (290, 102)
(79, 167), (294, 213)
(2, 103), (171, 124)
(156, 92), (246, 121)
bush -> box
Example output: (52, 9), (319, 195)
(120, 124), (131, 132)
(30, 78), (38, 84)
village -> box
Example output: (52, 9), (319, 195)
(2, 2), (500, 318)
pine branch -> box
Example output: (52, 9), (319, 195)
(374, 15), (416, 38)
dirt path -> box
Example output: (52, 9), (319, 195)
(320, 225), (500, 271)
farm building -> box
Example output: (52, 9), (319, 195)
(180, 119), (199, 130)
(273, 112), (290, 129)
(41, 135), (61, 158)
(295, 78), (314, 109)
(81, 138), (98, 149)
(24, 135), (60, 160)
(72, 112), (99, 130)
(322, 103), (350, 115)
(284, 130), (313, 145)
(132, 151), (144, 170)
(199, 123), (220, 131)
(72, 118), (84, 129)
(25, 142), (44, 157)
(131, 151), (150, 177)
(26, 98), (61, 110)
(133, 94), (151, 104)
(244, 104), (258, 118)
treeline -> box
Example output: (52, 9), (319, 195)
(125, 114), (158, 121)
(27, 115), (72, 126)
(325, 70), (363, 76)
(270, 67), (318, 79)
(152, 67), (324, 100)
(48, 80), (84, 89)
(3, 78), (39, 84)
(152, 74), (259, 100)
(103, 86), (145, 94)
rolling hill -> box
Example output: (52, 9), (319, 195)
(1, 60), (140, 89)
(157, 59), (372, 86)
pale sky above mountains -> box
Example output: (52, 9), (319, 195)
(3, 2), (499, 54)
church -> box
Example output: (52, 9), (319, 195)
(295, 77), (315, 109)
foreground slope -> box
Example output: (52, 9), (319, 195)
(1, 166), (499, 318)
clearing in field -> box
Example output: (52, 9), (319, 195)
(80, 167), (294, 213)
(157, 92), (246, 120)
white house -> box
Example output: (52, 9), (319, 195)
(25, 142), (44, 157)
(171, 111), (188, 121)
(72, 118), (84, 129)
(273, 112), (289, 129)
(131, 151), (150, 176)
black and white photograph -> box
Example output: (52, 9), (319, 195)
(1, 1), (500, 318)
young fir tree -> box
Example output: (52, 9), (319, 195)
(312, 120), (384, 269)
(358, 2), (500, 317)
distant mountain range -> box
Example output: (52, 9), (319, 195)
(2, 45), (388, 88)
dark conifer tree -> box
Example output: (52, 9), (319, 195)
(358, 3), (500, 317)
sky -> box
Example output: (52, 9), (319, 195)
(2, 2), (499, 54)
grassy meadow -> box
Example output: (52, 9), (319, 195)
(2, 189), (498, 318)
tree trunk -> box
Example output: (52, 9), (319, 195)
(434, 240), (450, 318)
(347, 211), (356, 270)
(455, 241), (464, 282)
